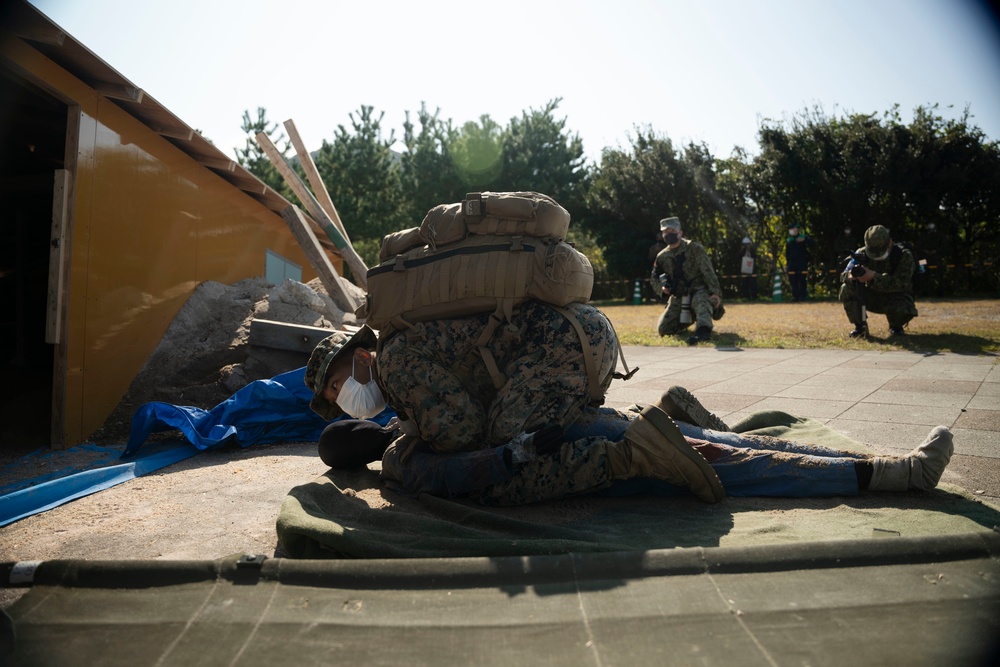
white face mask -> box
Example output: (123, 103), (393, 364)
(337, 359), (387, 419)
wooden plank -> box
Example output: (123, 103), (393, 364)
(283, 120), (375, 292)
(45, 169), (69, 345)
(194, 154), (236, 172)
(282, 119), (351, 243)
(249, 319), (336, 355)
(151, 124), (194, 141)
(280, 205), (359, 313)
(51, 106), (81, 449)
(255, 131), (369, 289)
(93, 82), (144, 103)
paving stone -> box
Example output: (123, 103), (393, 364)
(954, 409), (1000, 431)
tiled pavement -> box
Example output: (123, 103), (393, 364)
(604, 346), (1000, 499)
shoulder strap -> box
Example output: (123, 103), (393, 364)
(549, 305), (637, 404)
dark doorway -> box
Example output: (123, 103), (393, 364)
(0, 65), (68, 462)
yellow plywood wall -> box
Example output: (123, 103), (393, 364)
(3, 36), (339, 445)
(68, 101), (322, 443)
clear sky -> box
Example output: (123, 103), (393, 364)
(27, 0), (1000, 165)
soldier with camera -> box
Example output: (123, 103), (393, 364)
(839, 224), (919, 338)
(649, 217), (724, 345)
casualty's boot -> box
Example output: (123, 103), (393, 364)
(608, 404), (725, 503)
(658, 386), (730, 432)
(869, 426), (954, 492)
(848, 323), (869, 338)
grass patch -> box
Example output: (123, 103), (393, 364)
(595, 298), (1000, 355)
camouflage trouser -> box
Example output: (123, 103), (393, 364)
(377, 301), (619, 453)
(839, 281), (918, 328)
(657, 288), (714, 336)
(475, 436), (616, 506)
(385, 408), (865, 506)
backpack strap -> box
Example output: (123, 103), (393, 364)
(549, 305), (637, 404)
(475, 307), (508, 390)
(605, 316), (638, 382)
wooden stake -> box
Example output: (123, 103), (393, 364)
(280, 205), (359, 313)
(283, 119), (350, 243)
(254, 131), (369, 289)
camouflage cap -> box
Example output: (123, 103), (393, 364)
(304, 325), (378, 420)
(864, 225), (891, 257)
(659, 217), (682, 231)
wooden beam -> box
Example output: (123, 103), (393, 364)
(195, 154), (236, 172)
(93, 82), (144, 103)
(283, 120), (375, 293)
(152, 124), (194, 141)
(249, 319), (336, 355)
(10, 25), (66, 46)
(45, 169), (70, 345)
(282, 119), (351, 243)
(280, 205), (359, 313)
(255, 131), (369, 289)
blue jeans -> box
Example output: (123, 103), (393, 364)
(570, 408), (863, 498)
(394, 407), (866, 500)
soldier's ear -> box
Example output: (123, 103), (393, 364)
(355, 347), (373, 366)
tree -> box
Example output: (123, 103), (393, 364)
(313, 105), (410, 270)
(399, 103), (466, 220)
(235, 107), (289, 195)
(500, 99), (589, 217)
(583, 128), (693, 280)
(751, 104), (1000, 293)
(449, 115), (505, 190)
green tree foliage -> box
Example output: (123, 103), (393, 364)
(238, 101), (998, 295)
(450, 115), (505, 189)
(584, 129), (733, 280)
(501, 99), (589, 217)
(753, 104), (1000, 292)
(399, 103), (466, 220)
(235, 107), (289, 195)
(312, 105), (410, 267)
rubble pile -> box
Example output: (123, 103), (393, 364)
(91, 277), (363, 444)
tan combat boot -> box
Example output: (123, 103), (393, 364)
(870, 426), (954, 491)
(609, 403), (725, 503)
(658, 386), (730, 431)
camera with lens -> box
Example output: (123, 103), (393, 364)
(658, 273), (674, 293)
(659, 273), (689, 295)
(844, 251), (868, 278)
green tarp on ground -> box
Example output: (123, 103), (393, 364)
(5, 538), (1000, 666)
(277, 411), (1000, 559)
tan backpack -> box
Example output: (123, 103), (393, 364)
(357, 192), (593, 327)
(355, 192), (632, 399)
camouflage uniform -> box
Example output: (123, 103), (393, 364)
(377, 300), (619, 454)
(384, 408), (867, 506)
(649, 238), (722, 336)
(839, 227), (918, 329)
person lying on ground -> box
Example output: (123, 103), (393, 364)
(314, 385), (954, 507)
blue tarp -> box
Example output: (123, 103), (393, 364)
(0, 444), (198, 527)
(124, 367), (333, 456)
(1, 366), (393, 526)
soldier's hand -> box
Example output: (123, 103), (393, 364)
(856, 268), (875, 283)
(661, 285), (672, 296)
(709, 293), (722, 308)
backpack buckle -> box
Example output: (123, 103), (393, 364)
(464, 192), (483, 218)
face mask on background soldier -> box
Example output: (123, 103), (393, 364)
(663, 232), (679, 245)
